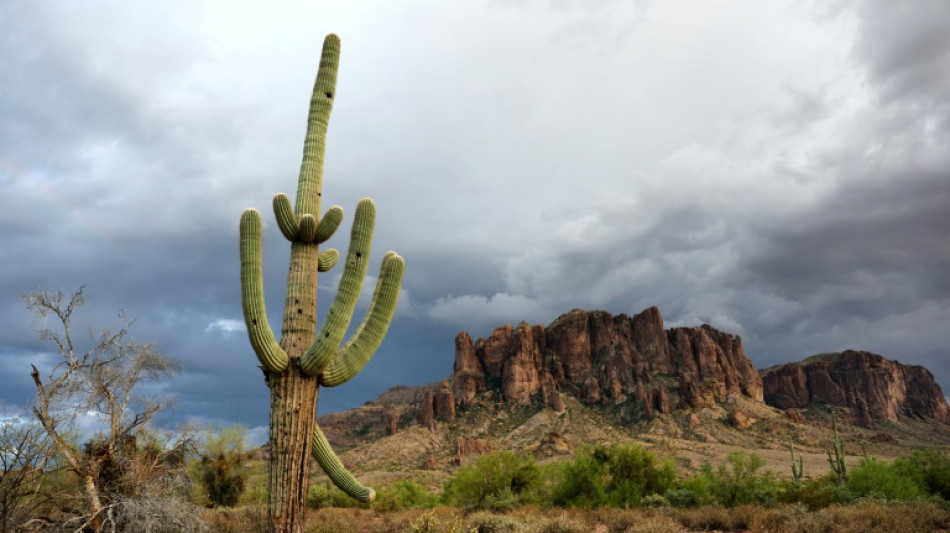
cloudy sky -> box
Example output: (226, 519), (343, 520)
(2, 0), (948, 441)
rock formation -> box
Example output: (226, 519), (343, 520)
(761, 350), (950, 427)
(453, 307), (764, 415)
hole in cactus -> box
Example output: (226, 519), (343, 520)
(252, 319), (258, 326)
(297, 308), (303, 314)
(356, 252), (362, 259)
(325, 92), (333, 99)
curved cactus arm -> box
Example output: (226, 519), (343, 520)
(318, 249), (339, 272)
(273, 193), (298, 241)
(320, 252), (404, 387)
(300, 199), (375, 376)
(295, 34), (340, 219)
(314, 205), (343, 243)
(239, 209), (289, 373)
(312, 423), (375, 503)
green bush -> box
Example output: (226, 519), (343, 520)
(678, 465), (720, 507)
(847, 457), (926, 502)
(782, 475), (857, 510)
(373, 479), (439, 512)
(552, 443), (674, 508)
(196, 424), (249, 507)
(893, 450), (950, 501)
(674, 452), (782, 508)
(442, 451), (541, 511)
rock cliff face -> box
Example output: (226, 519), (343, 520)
(761, 350), (950, 427)
(453, 307), (764, 414)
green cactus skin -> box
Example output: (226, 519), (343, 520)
(826, 411), (847, 483)
(311, 425), (375, 503)
(273, 193), (298, 241)
(314, 205), (343, 243)
(239, 209), (289, 373)
(788, 437), (803, 483)
(237, 33), (404, 531)
(320, 251), (404, 387)
(317, 249), (339, 272)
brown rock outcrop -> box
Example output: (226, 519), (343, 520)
(417, 391), (437, 431)
(761, 350), (950, 427)
(434, 381), (456, 422)
(452, 307), (764, 418)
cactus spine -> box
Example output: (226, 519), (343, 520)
(788, 437), (803, 483)
(238, 34), (404, 532)
(825, 410), (847, 483)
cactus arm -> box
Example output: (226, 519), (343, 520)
(312, 423), (375, 503)
(239, 209), (289, 373)
(299, 199), (375, 376)
(318, 249), (339, 272)
(295, 34), (340, 219)
(299, 214), (317, 242)
(314, 205), (343, 243)
(320, 252), (404, 387)
(273, 193), (298, 241)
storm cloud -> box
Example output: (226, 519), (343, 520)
(2, 0), (948, 442)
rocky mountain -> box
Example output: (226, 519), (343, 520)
(761, 350), (950, 427)
(317, 307), (950, 471)
(454, 307), (763, 416)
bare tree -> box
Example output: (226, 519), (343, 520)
(24, 287), (183, 531)
(0, 409), (56, 533)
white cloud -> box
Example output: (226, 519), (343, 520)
(206, 319), (246, 333)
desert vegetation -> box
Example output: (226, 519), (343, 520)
(5, 432), (949, 531)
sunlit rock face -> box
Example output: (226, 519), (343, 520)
(761, 350), (950, 427)
(453, 306), (764, 414)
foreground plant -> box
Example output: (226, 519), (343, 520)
(238, 33), (404, 532)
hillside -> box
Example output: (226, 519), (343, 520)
(317, 307), (950, 484)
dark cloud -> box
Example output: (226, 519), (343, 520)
(2, 0), (949, 438)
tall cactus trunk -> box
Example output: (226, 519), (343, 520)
(238, 34), (405, 533)
(268, 369), (318, 531)
(269, 241), (320, 531)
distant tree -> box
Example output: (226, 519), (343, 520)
(24, 287), (186, 531)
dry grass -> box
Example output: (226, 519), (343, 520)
(199, 502), (950, 533)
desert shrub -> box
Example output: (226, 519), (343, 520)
(373, 479), (439, 512)
(676, 465), (720, 507)
(552, 444), (674, 508)
(203, 505), (269, 533)
(197, 425), (248, 507)
(406, 509), (473, 533)
(551, 451), (607, 508)
(846, 457), (926, 502)
(814, 501), (950, 533)
(464, 511), (529, 533)
(443, 451), (541, 511)
(200, 453), (246, 507)
(715, 451), (781, 506)
(663, 488), (699, 508)
(534, 515), (585, 533)
(893, 450), (950, 501)
(667, 505), (749, 532)
(782, 475), (857, 510)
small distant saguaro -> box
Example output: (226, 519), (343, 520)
(238, 34), (404, 533)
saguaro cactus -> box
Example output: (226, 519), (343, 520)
(788, 436), (803, 483)
(825, 410), (847, 483)
(239, 34), (404, 532)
